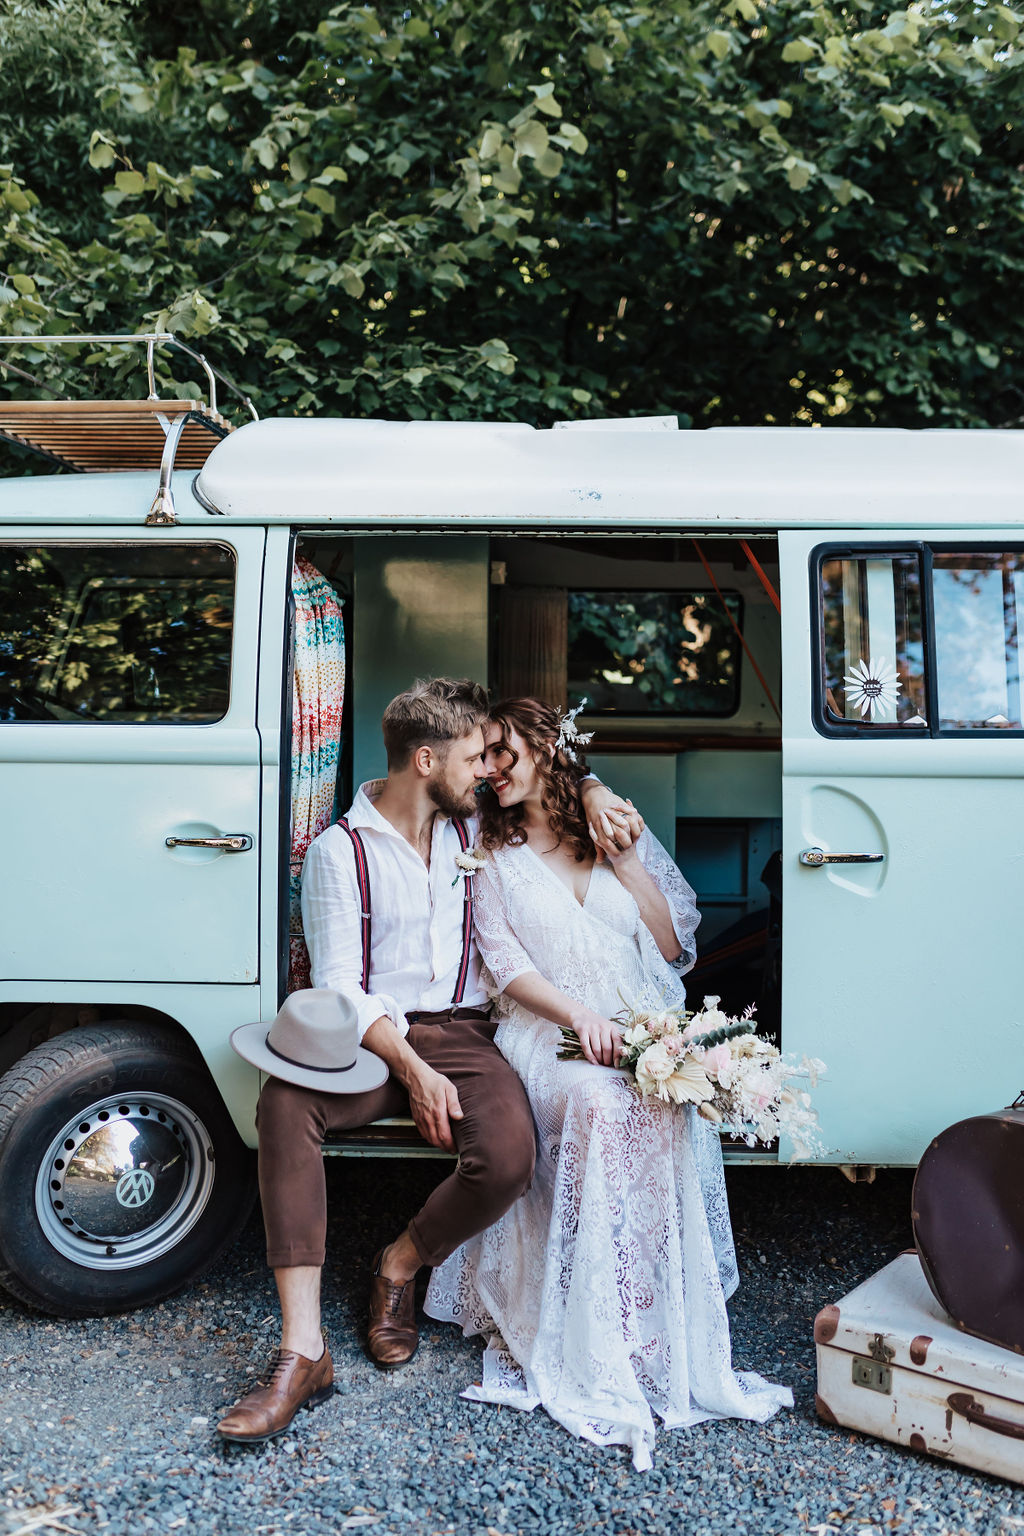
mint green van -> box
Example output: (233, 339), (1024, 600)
(2, 405), (1021, 1315)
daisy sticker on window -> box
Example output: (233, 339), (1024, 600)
(844, 656), (902, 721)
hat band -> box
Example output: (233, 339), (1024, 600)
(266, 1039), (357, 1074)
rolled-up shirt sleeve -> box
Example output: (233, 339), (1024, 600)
(300, 836), (408, 1040)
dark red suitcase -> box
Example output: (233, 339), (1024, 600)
(913, 1102), (1024, 1355)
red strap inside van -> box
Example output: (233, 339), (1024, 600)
(691, 539), (781, 722)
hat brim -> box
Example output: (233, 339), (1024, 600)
(230, 1021), (389, 1094)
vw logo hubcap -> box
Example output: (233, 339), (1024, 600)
(115, 1169), (156, 1208)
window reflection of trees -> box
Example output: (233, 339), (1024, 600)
(821, 556), (926, 725)
(568, 590), (741, 715)
(0, 544), (235, 723)
(821, 550), (1024, 731)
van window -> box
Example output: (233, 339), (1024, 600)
(567, 589), (742, 716)
(0, 543), (235, 723)
(821, 553), (926, 727)
(818, 546), (1024, 734)
(933, 552), (1024, 729)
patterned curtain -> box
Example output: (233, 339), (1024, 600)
(288, 556), (345, 992)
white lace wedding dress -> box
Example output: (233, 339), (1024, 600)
(424, 830), (792, 1471)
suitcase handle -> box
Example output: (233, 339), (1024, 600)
(948, 1391), (1024, 1442)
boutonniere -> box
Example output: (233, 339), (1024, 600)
(452, 848), (488, 887)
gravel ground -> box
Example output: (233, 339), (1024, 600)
(2, 1162), (1024, 1536)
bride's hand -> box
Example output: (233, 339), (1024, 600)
(588, 802), (645, 865)
(569, 1009), (624, 1068)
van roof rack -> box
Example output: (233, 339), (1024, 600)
(0, 332), (257, 475)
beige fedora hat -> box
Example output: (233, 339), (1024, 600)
(231, 989), (388, 1093)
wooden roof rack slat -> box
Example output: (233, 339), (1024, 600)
(0, 333), (257, 488)
(0, 398), (232, 473)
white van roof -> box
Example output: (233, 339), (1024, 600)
(2, 420), (1023, 530)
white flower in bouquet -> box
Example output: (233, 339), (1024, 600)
(697, 995), (730, 1030)
(636, 1042), (714, 1104)
(662, 1058), (716, 1106)
(634, 1041), (676, 1090)
(623, 1021), (655, 1051)
(647, 1009), (682, 1035)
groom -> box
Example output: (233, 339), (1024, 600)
(219, 677), (625, 1442)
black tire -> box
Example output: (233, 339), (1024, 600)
(0, 1022), (256, 1316)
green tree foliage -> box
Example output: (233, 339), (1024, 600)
(1, 0), (1022, 440)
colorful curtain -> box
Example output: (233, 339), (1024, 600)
(288, 556), (345, 992)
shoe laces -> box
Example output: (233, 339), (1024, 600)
(262, 1349), (292, 1388)
(383, 1277), (407, 1316)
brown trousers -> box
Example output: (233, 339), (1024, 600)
(256, 1011), (536, 1270)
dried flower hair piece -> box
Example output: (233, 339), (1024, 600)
(555, 697), (595, 763)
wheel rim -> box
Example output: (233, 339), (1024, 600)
(34, 1092), (216, 1272)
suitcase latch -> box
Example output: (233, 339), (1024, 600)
(852, 1355), (893, 1394)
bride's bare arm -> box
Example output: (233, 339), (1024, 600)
(502, 971), (624, 1068)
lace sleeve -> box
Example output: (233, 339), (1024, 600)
(635, 828), (700, 976)
(472, 859), (538, 992)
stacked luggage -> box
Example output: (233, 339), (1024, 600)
(815, 1105), (1024, 1483)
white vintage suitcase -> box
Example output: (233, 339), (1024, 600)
(815, 1252), (1024, 1483)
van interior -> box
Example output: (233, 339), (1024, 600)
(293, 531), (783, 1036)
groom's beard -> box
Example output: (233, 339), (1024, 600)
(427, 772), (478, 820)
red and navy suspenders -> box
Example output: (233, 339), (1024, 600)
(449, 817), (474, 1009)
(335, 816), (373, 993)
(335, 815), (474, 1006)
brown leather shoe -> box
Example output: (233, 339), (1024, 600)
(367, 1248), (419, 1369)
(217, 1343), (334, 1443)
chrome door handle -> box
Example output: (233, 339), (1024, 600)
(799, 847), (884, 867)
(165, 834), (253, 852)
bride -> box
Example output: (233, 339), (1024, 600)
(425, 698), (791, 1470)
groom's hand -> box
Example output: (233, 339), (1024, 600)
(589, 800), (645, 865)
(407, 1062), (464, 1153)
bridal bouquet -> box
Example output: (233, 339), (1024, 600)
(558, 995), (826, 1160)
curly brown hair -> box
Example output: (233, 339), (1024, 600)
(478, 697), (592, 862)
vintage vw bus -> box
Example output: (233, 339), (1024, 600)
(2, 375), (1023, 1315)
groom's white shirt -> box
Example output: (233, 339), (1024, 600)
(300, 779), (487, 1042)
